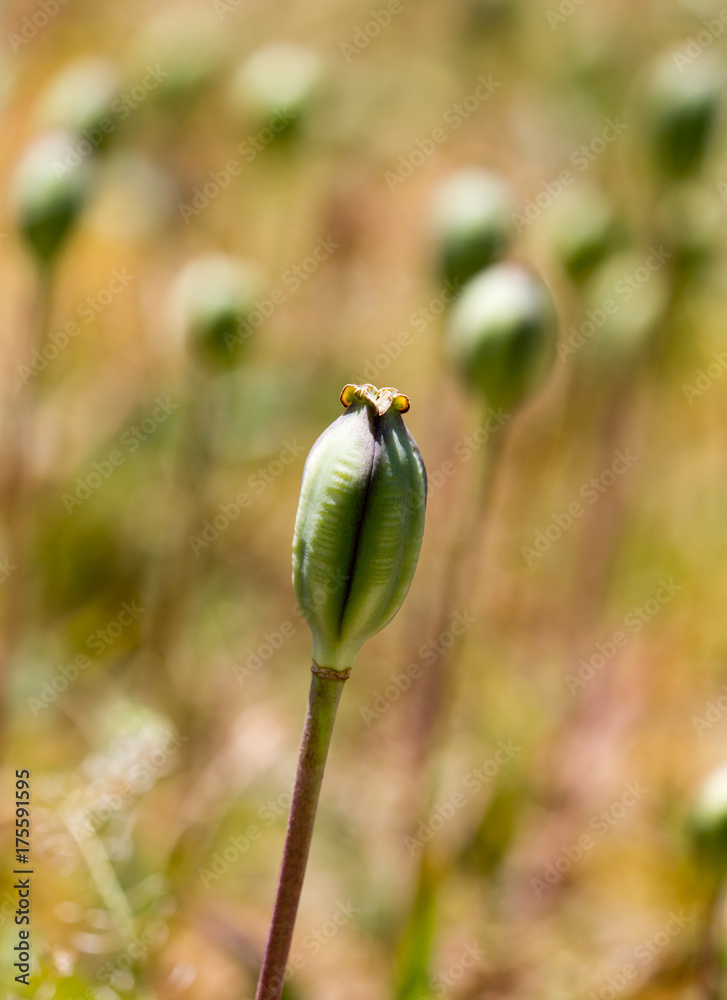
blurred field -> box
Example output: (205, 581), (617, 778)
(1, 0), (727, 998)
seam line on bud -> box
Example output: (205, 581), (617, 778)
(311, 663), (351, 681)
(335, 416), (379, 635)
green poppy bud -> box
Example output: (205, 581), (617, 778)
(292, 384), (426, 672)
(579, 250), (668, 367)
(446, 262), (556, 412)
(131, 10), (223, 109)
(230, 43), (323, 141)
(689, 764), (727, 875)
(430, 168), (511, 289)
(36, 56), (120, 153)
(10, 130), (95, 266)
(656, 185), (721, 285)
(542, 184), (619, 284)
(641, 49), (722, 180)
(171, 254), (264, 370)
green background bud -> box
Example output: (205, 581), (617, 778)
(580, 250), (668, 366)
(230, 43), (323, 141)
(131, 10), (224, 109)
(689, 764), (727, 876)
(446, 262), (556, 411)
(171, 254), (264, 370)
(11, 130), (95, 266)
(430, 168), (511, 289)
(36, 56), (121, 153)
(542, 184), (619, 284)
(293, 385), (427, 672)
(640, 49), (722, 180)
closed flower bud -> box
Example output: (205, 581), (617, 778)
(640, 50), (722, 180)
(171, 254), (264, 370)
(293, 384), (426, 672)
(542, 184), (619, 284)
(580, 250), (668, 366)
(446, 262), (556, 412)
(131, 10), (223, 109)
(11, 130), (95, 266)
(689, 763), (727, 874)
(36, 56), (121, 153)
(230, 43), (323, 141)
(430, 168), (511, 289)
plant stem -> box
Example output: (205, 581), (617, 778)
(0, 265), (54, 744)
(698, 880), (725, 1000)
(255, 666), (349, 1000)
(414, 416), (509, 761)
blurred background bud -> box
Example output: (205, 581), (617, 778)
(639, 48), (723, 180)
(35, 56), (121, 156)
(170, 254), (265, 370)
(130, 9), (224, 110)
(230, 42), (324, 142)
(446, 262), (556, 411)
(578, 249), (669, 367)
(656, 184), (723, 288)
(541, 183), (621, 285)
(10, 130), (96, 266)
(689, 763), (727, 876)
(430, 168), (512, 290)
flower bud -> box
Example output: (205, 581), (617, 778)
(542, 184), (619, 284)
(230, 43), (323, 141)
(430, 168), (511, 289)
(689, 763), (727, 875)
(10, 130), (95, 266)
(446, 262), (556, 411)
(579, 250), (668, 367)
(36, 56), (121, 153)
(171, 254), (264, 370)
(640, 49), (722, 180)
(131, 10), (223, 109)
(293, 384), (427, 672)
